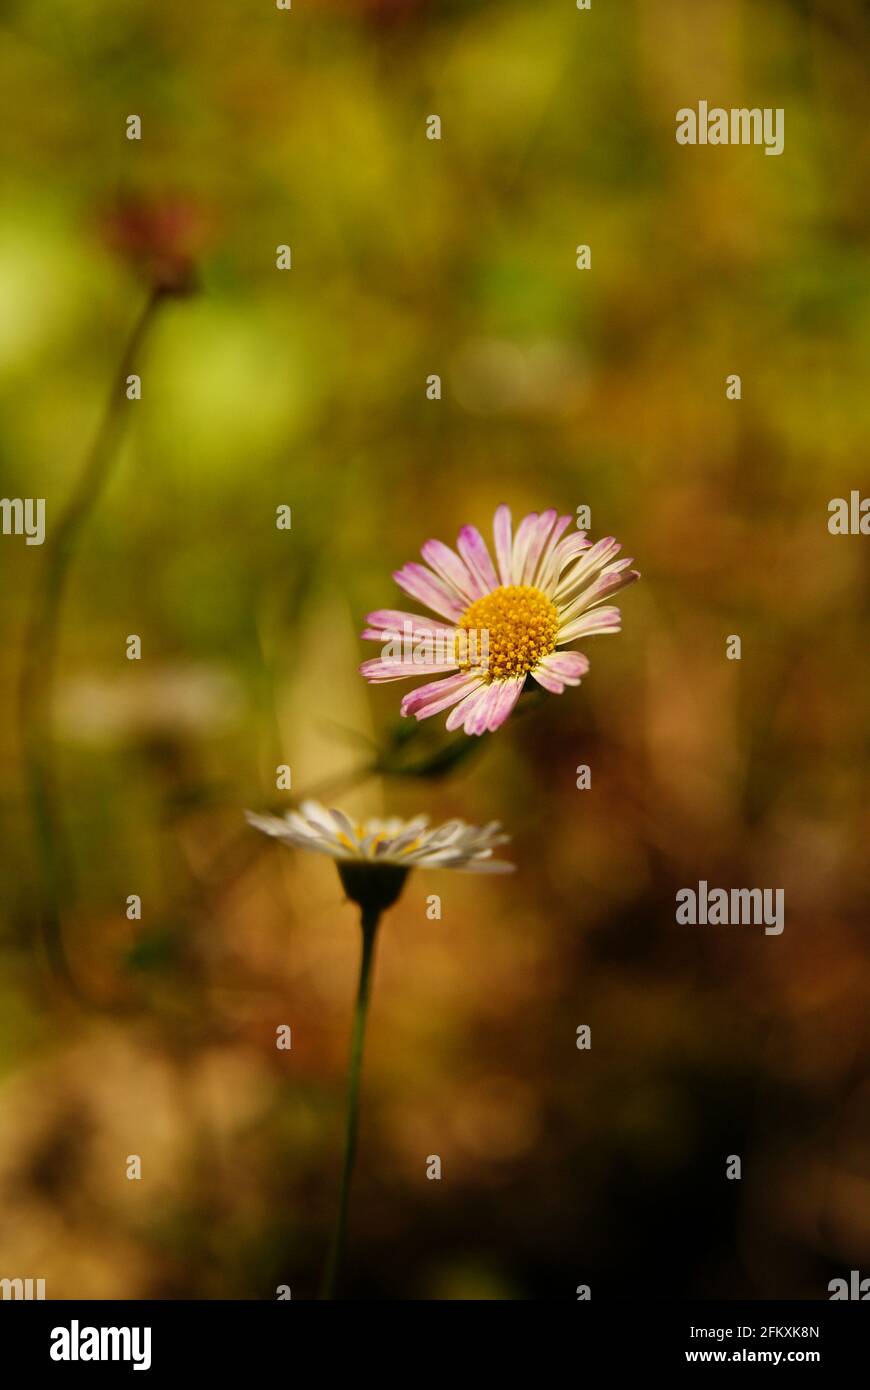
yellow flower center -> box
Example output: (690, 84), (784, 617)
(458, 585), (559, 682)
(337, 827), (423, 859)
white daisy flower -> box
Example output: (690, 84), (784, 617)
(246, 800), (513, 908)
(246, 799), (512, 1295)
(246, 800), (512, 872)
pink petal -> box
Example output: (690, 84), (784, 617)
(554, 536), (622, 601)
(364, 609), (455, 637)
(534, 514), (573, 585)
(360, 656), (458, 684)
(543, 651), (589, 682)
(484, 675), (525, 731)
(558, 606), (622, 642)
(511, 512), (539, 586)
(401, 672), (484, 720)
(462, 684), (495, 736)
(531, 650), (589, 694)
(447, 676), (525, 736)
(445, 682), (492, 735)
(560, 566), (638, 624)
(393, 563), (465, 621)
(420, 539), (478, 604)
(457, 525), (499, 593)
(521, 509), (558, 584)
(493, 504), (513, 586)
(529, 664), (564, 695)
(539, 528), (592, 594)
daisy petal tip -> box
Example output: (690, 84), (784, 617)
(244, 809), (285, 838)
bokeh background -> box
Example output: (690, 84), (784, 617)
(1, 0), (868, 1299)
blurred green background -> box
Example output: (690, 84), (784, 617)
(0, 0), (868, 1298)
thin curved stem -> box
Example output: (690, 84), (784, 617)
(18, 288), (167, 991)
(320, 904), (381, 1299)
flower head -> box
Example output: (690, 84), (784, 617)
(99, 194), (208, 295)
(246, 801), (513, 910)
(359, 504), (639, 734)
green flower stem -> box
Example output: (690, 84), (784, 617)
(18, 288), (167, 991)
(320, 903), (381, 1299)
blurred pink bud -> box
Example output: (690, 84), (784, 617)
(98, 195), (211, 295)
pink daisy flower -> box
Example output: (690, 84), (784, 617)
(359, 505), (640, 735)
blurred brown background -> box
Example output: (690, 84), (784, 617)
(0, 0), (868, 1298)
